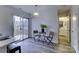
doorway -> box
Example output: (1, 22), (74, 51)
(58, 9), (71, 46)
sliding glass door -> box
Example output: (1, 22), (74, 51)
(13, 16), (28, 39)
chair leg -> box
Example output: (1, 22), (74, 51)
(19, 46), (21, 53)
(47, 38), (53, 45)
(33, 37), (36, 41)
(7, 46), (9, 53)
(48, 40), (52, 45)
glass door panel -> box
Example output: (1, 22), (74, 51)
(13, 16), (28, 40)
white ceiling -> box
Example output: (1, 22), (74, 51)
(11, 5), (62, 14)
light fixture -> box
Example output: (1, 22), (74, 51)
(73, 16), (76, 21)
(33, 5), (39, 16)
(33, 12), (39, 16)
(59, 17), (69, 21)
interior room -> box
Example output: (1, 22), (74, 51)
(0, 5), (79, 53)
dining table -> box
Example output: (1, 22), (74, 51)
(34, 32), (54, 44)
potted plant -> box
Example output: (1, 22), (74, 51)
(40, 24), (48, 33)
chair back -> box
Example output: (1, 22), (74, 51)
(49, 31), (54, 38)
(33, 30), (39, 35)
(33, 30), (38, 33)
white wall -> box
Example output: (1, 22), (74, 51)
(71, 6), (79, 52)
(32, 6), (59, 43)
(77, 6), (79, 53)
(0, 5), (31, 36)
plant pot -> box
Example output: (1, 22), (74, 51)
(41, 28), (44, 33)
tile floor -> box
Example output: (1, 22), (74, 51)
(0, 38), (76, 53)
(11, 38), (76, 53)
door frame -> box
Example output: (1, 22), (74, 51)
(57, 9), (71, 46)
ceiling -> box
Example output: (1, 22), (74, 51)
(10, 5), (72, 19)
(11, 5), (62, 14)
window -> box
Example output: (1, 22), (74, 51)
(13, 16), (28, 40)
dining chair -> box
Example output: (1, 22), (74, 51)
(45, 31), (54, 44)
(33, 30), (40, 41)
